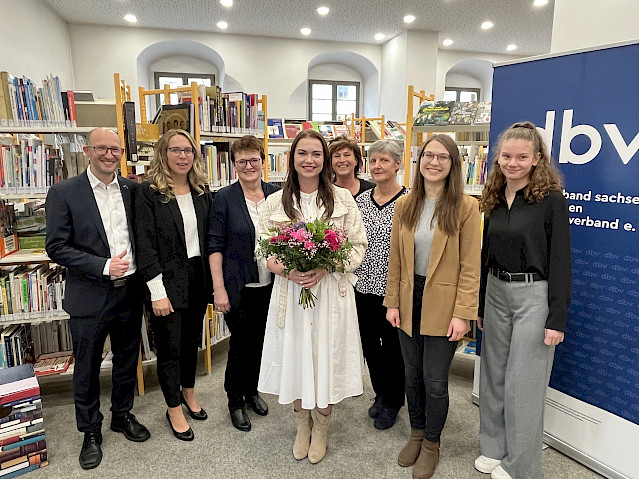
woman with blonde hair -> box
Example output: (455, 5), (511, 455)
(135, 129), (212, 441)
(385, 134), (480, 479)
(475, 121), (571, 479)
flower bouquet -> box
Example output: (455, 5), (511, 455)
(256, 218), (353, 309)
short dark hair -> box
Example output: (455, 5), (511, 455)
(231, 135), (265, 162)
(328, 136), (361, 179)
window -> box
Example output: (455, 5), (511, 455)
(444, 87), (481, 102)
(308, 80), (360, 121)
(153, 72), (216, 105)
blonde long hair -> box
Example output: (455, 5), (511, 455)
(146, 129), (208, 200)
(480, 121), (563, 215)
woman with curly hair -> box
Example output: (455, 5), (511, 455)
(474, 122), (571, 479)
(135, 129), (212, 441)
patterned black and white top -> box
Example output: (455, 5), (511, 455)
(354, 186), (408, 296)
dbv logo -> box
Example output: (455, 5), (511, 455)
(538, 110), (639, 165)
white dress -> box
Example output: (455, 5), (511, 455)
(257, 187), (367, 409)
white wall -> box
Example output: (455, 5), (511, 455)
(551, 0), (639, 52)
(436, 50), (522, 101)
(67, 24), (382, 119)
(0, 0), (74, 89)
(445, 73), (482, 90)
(379, 33), (408, 122)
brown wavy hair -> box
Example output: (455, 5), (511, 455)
(328, 135), (362, 180)
(146, 129), (208, 201)
(480, 121), (563, 215)
(399, 134), (463, 236)
(282, 129), (334, 220)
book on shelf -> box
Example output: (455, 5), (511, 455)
(449, 102), (479, 125)
(155, 104), (193, 136)
(413, 101), (455, 126)
(0, 202), (18, 259)
(317, 124), (336, 141)
(284, 123), (302, 140)
(474, 102), (491, 124)
(460, 145), (488, 191)
(202, 141), (234, 187)
(387, 120), (407, 138)
(32, 351), (72, 376)
(123, 102), (137, 163)
(333, 124), (349, 138)
(301, 121), (320, 132)
(267, 118), (285, 139)
(367, 120), (383, 140)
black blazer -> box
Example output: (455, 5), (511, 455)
(134, 181), (213, 310)
(45, 170), (139, 316)
(208, 180), (280, 308)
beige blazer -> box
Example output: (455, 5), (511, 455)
(383, 194), (481, 337)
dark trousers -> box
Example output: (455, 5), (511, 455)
(398, 274), (458, 442)
(355, 290), (405, 409)
(224, 284), (272, 409)
(69, 277), (143, 433)
(150, 258), (206, 408)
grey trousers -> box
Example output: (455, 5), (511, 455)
(479, 274), (556, 479)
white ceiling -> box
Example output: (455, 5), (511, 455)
(42, 0), (555, 56)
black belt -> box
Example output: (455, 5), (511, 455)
(489, 268), (543, 282)
(113, 275), (133, 288)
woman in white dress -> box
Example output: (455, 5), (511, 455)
(257, 129), (367, 464)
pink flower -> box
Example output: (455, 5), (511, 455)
(290, 229), (310, 242)
(304, 241), (316, 250)
(324, 229), (340, 251)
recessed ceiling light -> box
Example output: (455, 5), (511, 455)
(124, 14), (137, 23)
(507, 44), (518, 51)
(301, 27), (312, 36)
(533, 0), (549, 6)
(442, 39), (454, 46)
(375, 33), (385, 41)
(481, 21), (494, 30)
(217, 21), (228, 29)
(220, 0), (233, 6)
(317, 6), (329, 15)
(404, 15), (416, 24)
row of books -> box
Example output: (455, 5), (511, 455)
(0, 265), (66, 322)
(0, 72), (77, 129)
(461, 145), (489, 189)
(0, 323), (71, 373)
(414, 101), (491, 127)
(180, 86), (264, 136)
(0, 365), (47, 477)
(202, 142), (235, 187)
(268, 119), (407, 142)
(0, 134), (85, 195)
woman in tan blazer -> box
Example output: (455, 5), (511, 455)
(384, 134), (481, 479)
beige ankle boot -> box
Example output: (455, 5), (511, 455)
(293, 409), (313, 460)
(308, 409), (331, 464)
(412, 439), (440, 479)
(398, 429), (425, 467)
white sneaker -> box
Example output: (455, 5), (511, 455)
(474, 455), (501, 473)
(491, 465), (513, 479)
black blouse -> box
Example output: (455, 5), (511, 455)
(354, 178), (375, 199)
(478, 188), (572, 331)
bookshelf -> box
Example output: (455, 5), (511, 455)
(405, 85), (490, 195)
(114, 73), (268, 186)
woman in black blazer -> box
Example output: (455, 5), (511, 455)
(208, 135), (280, 432)
(135, 129), (212, 441)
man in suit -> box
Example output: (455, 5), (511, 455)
(45, 128), (150, 470)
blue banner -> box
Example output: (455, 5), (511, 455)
(490, 43), (639, 426)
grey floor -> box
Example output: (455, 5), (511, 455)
(32, 342), (602, 479)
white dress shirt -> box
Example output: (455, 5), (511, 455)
(87, 166), (135, 279)
(244, 197), (271, 287)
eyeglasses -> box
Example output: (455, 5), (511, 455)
(422, 152), (451, 163)
(235, 158), (262, 168)
(168, 147), (195, 156)
(89, 145), (124, 156)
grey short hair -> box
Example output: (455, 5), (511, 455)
(367, 139), (402, 164)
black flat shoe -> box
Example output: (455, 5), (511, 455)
(79, 431), (102, 470)
(230, 407), (251, 431)
(245, 394), (268, 416)
(166, 410), (194, 441)
(180, 392), (208, 420)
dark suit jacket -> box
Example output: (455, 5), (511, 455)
(45, 170), (139, 316)
(134, 181), (213, 310)
(208, 180), (280, 308)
